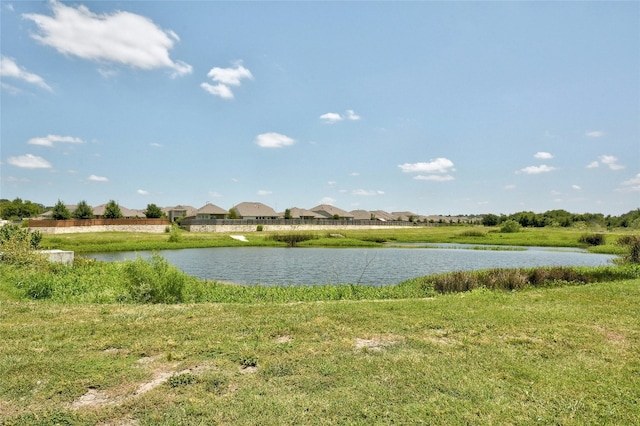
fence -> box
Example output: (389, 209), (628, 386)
(181, 218), (421, 227)
(29, 218), (170, 227)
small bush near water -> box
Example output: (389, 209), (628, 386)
(579, 233), (606, 246)
(269, 232), (319, 247)
(123, 254), (186, 303)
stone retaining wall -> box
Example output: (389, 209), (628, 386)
(31, 224), (169, 234)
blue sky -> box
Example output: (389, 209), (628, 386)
(1, 1), (638, 216)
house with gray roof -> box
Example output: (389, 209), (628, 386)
(350, 210), (374, 221)
(310, 204), (354, 220)
(283, 207), (324, 219)
(233, 202), (279, 220)
(163, 205), (196, 222)
(195, 203), (228, 220)
(369, 210), (396, 221)
(93, 203), (144, 218)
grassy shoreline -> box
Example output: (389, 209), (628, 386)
(40, 226), (631, 254)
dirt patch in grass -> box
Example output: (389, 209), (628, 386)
(70, 357), (209, 410)
(354, 336), (403, 351)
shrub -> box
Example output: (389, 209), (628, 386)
(579, 233), (606, 246)
(256, 225), (263, 232)
(0, 224), (44, 266)
(616, 235), (640, 264)
(269, 233), (318, 247)
(500, 220), (522, 233)
(123, 254), (185, 303)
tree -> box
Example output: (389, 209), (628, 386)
(104, 200), (123, 219)
(51, 200), (71, 220)
(144, 203), (165, 219)
(284, 208), (292, 220)
(228, 208), (239, 219)
(72, 200), (94, 219)
(482, 214), (500, 226)
(0, 197), (42, 219)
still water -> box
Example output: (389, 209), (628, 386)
(86, 245), (616, 286)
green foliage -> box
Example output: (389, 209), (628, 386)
(0, 224), (44, 266)
(144, 203), (166, 219)
(579, 233), (606, 246)
(616, 235), (640, 264)
(269, 232), (318, 247)
(227, 208), (239, 219)
(72, 200), (94, 219)
(167, 372), (198, 388)
(0, 224), (42, 249)
(481, 214), (500, 226)
(167, 225), (181, 242)
(500, 219), (522, 233)
(123, 254), (186, 303)
(0, 197), (43, 220)
(256, 225), (263, 232)
(103, 200), (123, 219)
(51, 200), (71, 220)
(284, 208), (292, 219)
(430, 265), (638, 294)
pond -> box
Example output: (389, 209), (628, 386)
(85, 245), (617, 286)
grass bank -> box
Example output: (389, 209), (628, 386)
(2, 279), (639, 425)
(40, 226), (633, 254)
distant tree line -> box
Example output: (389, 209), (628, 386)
(481, 209), (640, 229)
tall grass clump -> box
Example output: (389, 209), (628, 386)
(579, 233), (606, 246)
(431, 266), (639, 294)
(123, 254), (186, 303)
(269, 232), (319, 247)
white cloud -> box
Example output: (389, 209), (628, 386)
(352, 189), (384, 196)
(137, 189), (149, 195)
(28, 134), (84, 147)
(149, 142), (163, 148)
(0, 56), (52, 91)
(519, 165), (556, 174)
(319, 112), (343, 123)
(534, 151), (553, 160)
(319, 109), (361, 123)
(208, 191), (223, 198)
(399, 158), (455, 174)
(255, 132), (295, 148)
(88, 174), (108, 182)
(346, 110), (361, 121)
(23, 1), (191, 77)
(202, 62), (253, 99)
(600, 155), (625, 171)
(616, 173), (640, 193)
(257, 190), (272, 196)
(7, 154), (52, 169)
(585, 130), (605, 138)
(587, 161), (599, 169)
(414, 174), (455, 182)
(571, 185), (581, 190)
(349, 172), (360, 177)
(504, 184), (516, 190)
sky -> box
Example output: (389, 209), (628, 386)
(1, 1), (639, 216)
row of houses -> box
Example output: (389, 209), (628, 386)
(38, 201), (474, 224)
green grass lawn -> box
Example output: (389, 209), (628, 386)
(1, 280), (639, 425)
